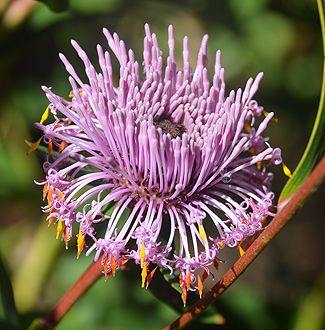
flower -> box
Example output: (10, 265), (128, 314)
(33, 24), (281, 303)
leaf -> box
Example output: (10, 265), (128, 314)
(37, 0), (69, 12)
(279, 0), (325, 204)
(0, 253), (20, 329)
(146, 267), (198, 313)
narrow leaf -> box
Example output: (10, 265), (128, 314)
(0, 253), (20, 329)
(37, 0), (69, 12)
(279, 0), (325, 203)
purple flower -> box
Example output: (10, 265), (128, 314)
(34, 24), (281, 303)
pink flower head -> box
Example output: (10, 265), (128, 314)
(34, 24), (281, 302)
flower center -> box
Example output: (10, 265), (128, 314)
(154, 118), (186, 139)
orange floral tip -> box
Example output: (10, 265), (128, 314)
(260, 215), (268, 226)
(63, 225), (70, 249)
(26, 137), (43, 156)
(111, 256), (117, 276)
(56, 219), (63, 240)
(47, 188), (53, 204)
(40, 106), (50, 125)
(282, 162), (292, 178)
(103, 257), (109, 272)
(55, 188), (64, 201)
(141, 263), (147, 288)
(179, 272), (184, 286)
(181, 286), (188, 307)
(238, 244), (245, 257)
(120, 259), (129, 268)
(202, 270), (209, 282)
(146, 266), (158, 289)
(77, 228), (85, 259)
(47, 140), (53, 155)
(244, 122), (252, 133)
(197, 274), (203, 298)
(140, 241), (146, 268)
(186, 271), (191, 290)
(43, 182), (49, 200)
(58, 141), (67, 153)
(47, 217), (55, 227)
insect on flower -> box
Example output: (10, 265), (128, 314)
(32, 23), (282, 304)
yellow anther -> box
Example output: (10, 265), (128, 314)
(197, 274), (203, 298)
(140, 241), (146, 268)
(244, 122), (252, 133)
(40, 106), (49, 124)
(141, 263), (147, 288)
(56, 219), (63, 240)
(198, 223), (207, 245)
(257, 161), (263, 170)
(69, 90), (83, 98)
(77, 228), (85, 259)
(282, 162), (292, 178)
(263, 111), (278, 123)
(26, 137), (43, 156)
(238, 244), (245, 257)
(217, 241), (224, 248)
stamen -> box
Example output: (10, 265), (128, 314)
(198, 223), (207, 245)
(56, 219), (63, 240)
(140, 241), (146, 268)
(282, 162), (292, 177)
(238, 243), (245, 256)
(77, 228), (85, 259)
(141, 263), (147, 288)
(40, 106), (49, 124)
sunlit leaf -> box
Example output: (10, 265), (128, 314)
(37, 0), (69, 12)
(279, 0), (325, 204)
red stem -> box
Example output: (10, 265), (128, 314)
(164, 156), (325, 330)
(39, 258), (103, 329)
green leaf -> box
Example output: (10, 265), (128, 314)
(0, 253), (20, 329)
(37, 0), (69, 12)
(279, 0), (325, 203)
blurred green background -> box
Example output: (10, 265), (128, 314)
(0, 0), (325, 329)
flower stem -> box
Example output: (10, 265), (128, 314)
(164, 156), (325, 330)
(35, 258), (103, 329)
